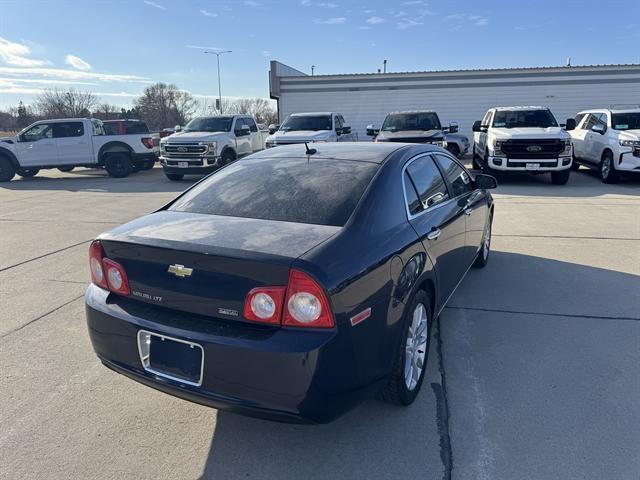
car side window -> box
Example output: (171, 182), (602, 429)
(574, 113), (587, 128)
(245, 117), (258, 133)
(405, 156), (449, 212)
(404, 172), (422, 216)
(481, 110), (492, 127)
(334, 115), (343, 131)
(434, 154), (473, 197)
(22, 123), (53, 142)
(596, 113), (608, 128)
(53, 122), (84, 138)
(234, 118), (246, 132)
(582, 114), (599, 131)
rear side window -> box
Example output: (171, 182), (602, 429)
(434, 154), (473, 197)
(126, 121), (149, 134)
(103, 123), (118, 135)
(405, 156), (449, 211)
(53, 122), (84, 138)
(169, 158), (379, 226)
(245, 117), (258, 133)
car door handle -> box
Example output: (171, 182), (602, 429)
(427, 228), (441, 241)
(464, 208), (473, 216)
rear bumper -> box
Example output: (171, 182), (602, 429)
(85, 285), (377, 423)
(488, 156), (572, 172)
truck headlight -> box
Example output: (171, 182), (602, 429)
(492, 139), (506, 157)
(206, 141), (217, 155)
(561, 139), (572, 156)
(619, 139), (640, 147)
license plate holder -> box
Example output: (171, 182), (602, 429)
(137, 330), (204, 386)
(177, 161), (189, 168)
(525, 163), (541, 171)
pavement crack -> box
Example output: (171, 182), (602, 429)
(431, 313), (453, 480)
(0, 294), (84, 340)
(446, 305), (640, 322)
(0, 239), (92, 273)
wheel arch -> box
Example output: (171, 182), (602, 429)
(0, 146), (20, 168)
(220, 145), (237, 159)
(99, 141), (133, 164)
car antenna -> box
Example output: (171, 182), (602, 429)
(304, 142), (317, 155)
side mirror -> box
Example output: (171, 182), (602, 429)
(591, 124), (606, 135)
(268, 124), (279, 135)
(342, 125), (351, 134)
(448, 122), (459, 134)
(174, 125), (182, 132)
(366, 124), (379, 136)
(474, 173), (497, 190)
(236, 125), (251, 136)
(565, 118), (576, 131)
(472, 120), (482, 133)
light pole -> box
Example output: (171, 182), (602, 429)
(204, 50), (232, 114)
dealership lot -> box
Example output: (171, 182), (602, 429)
(1, 167), (638, 479)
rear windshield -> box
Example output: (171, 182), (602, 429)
(169, 157), (379, 226)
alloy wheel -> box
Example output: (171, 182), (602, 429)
(404, 303), (428, 391)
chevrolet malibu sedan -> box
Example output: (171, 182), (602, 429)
(85, 142), (496, 423)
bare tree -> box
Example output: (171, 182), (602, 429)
(134, 83), (197, 130)
(222, 98), (278, 124)
(93, 103), (121, 120)
(34, 88), (97, 118)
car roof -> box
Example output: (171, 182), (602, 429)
(290, 112), (334, 116)
(243, 142), (441, 164)
(387, 110), (437, 114)
(493, 106), (549, 111)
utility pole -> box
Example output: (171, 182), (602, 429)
(383, 59), (387, 74)
(204, 50), (232, 113)
(311, 65), (316, 76)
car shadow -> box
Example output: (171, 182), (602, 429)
(0, 167), (200, 193)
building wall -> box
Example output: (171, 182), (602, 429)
(272, 64), (640, 141)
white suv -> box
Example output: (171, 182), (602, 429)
(569, 108), (640, 183)
(472, 106), (573, 185)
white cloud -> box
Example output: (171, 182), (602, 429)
(143, 0), (165, 10)
(401, 0), (426, 4)
(447, 13), (488, 26)
(262, 50), (272, 58)
(397, 19), (423, 29)
(244, 0), (260, 6)
(0, 66), (149, 83)
(0, 37), (49, 67)
(366, 16), (385, 24)
(200, 9), (217, 17)
(65, 54), (92, 71)
(186, 45), (222, 50)
(314, 17), (346, 24)
(301, 0), (338, 6)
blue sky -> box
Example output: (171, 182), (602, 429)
(1, 0), (638, 110)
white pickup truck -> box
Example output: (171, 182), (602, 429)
(0, 118), (157, 182)
(472, 106), (574, 185)
(159, 115), (266, 181)
(264, 112), (356, 148)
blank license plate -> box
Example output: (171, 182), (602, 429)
(526, 163), (541, 170)
(138, 331), (203, 386)
(177, 161), (189, 168)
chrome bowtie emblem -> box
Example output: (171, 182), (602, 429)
(168, 264), (193, 278)
(526, 145), (542, 152)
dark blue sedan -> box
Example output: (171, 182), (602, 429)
(85, 142), (496, 423)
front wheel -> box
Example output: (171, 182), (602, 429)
(446, 143), (460, 158)
(58, 166), (74, 172)
(473, 214), (492, 268)
(17, 168), (39, 178)
(600, 151), (619, 184)
(104, 153), (132, 178)
(551, 169), (571, 185)
(472, 149), (482, 170)
(379, 290), (432, 406)
(0, 157), (16, 182)
(165, 173), (184, 181)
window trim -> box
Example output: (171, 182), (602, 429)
(432, 151), (474, 200)
(401, 152), (455, 221)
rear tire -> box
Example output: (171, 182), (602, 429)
(220, 149), (235, 167)
(17, 168), (39, 178)
(165, 173), (184, 181)
(0, 157), (16, 182)
(600, 151), (619, 184)
(379, 290), (432, 406)
(104, 153), (132, 178)
(473, 213), (492, 268)
(446, 143), (460, 158)
(58, 166), (74, 172)
(551, 169), (570, 185)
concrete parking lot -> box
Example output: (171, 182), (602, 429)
(1, 166), (638, 480)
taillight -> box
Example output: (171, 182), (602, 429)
(284, 270), (334, 328)
(241, 270), (334, 328)
(141, 137), (154, 149)
(243, 287), (286, 324)
(88, 240), (130, 296)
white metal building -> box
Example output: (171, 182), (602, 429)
(269, 61), (640, 139)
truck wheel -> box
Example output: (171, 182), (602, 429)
(379, 290), (432, 406)
(551, 169), (570, 185)
(165, 173), (184, 181)
(446, 143), (460, 158)
(58, 166), (74, 172)
(221, 149), (235, 166)
(570, 155), (580, 171)
(141, 160), (155, 170)
(600, 151), (619, 184)
(483, 150), (502, 179)
(0, 157), (16, 182)
(104, 153), (132, 178)
(472, 150), (482, 170)
(17, 168), (39, 178)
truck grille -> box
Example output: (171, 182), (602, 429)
(163, 142), (207, 158)
(501, 139), (565, 159)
